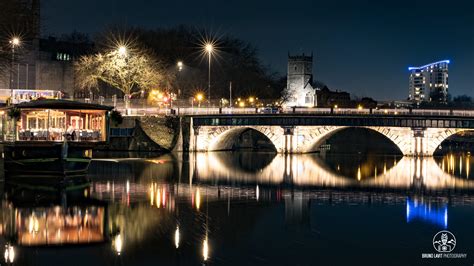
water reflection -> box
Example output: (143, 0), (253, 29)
(4, 243), (15, 264)
(0, 188), (106, 247)
(2, 152), (474, 265)
(406, 197), (448, 228)
(435, 152), (472, 179)
(321, 153), (401, 181)
(190, 152), (474, 190)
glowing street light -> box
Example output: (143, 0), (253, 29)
(10, 37), (20, 47)
(118, 45), (127, 57)
(205, 43), (213, 53)
(196, 93), (204, 108)
(204, 43), (214, 105)
(196, 93), (204, 101)
(176, 61), (183, 99)
(9, 37), (21, 101)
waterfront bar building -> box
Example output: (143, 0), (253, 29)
(0, 100), (110, 143)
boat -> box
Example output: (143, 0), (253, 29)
(0, 99), (113, 188)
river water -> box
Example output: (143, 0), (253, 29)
(1, 151), (474, 266)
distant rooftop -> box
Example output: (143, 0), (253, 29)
(408, 60), (450, 71)
(288, 52), (313, 60)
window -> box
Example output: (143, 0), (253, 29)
(56, 52), (71, 61)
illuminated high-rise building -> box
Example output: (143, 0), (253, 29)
(408, 60), (449, 104)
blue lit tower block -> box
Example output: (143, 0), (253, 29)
(408, 60), (450, 104)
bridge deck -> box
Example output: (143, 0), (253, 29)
(191, 114), (474, 129)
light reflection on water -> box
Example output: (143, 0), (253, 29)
(2, 152), (474, 265)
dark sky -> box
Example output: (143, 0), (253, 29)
(42, 0), (474, 100)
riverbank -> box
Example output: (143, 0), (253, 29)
(99, 115), (182, 153)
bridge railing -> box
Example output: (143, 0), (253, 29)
(69, 96), (474, 117)
(121, 107), (474, 117)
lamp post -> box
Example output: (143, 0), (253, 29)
(204, 43), (213, 107)
(9, 37), (20, 103)
(196, 93), (203, 108)
(117, 45), (130, 112)
(177, 61), (183, 103)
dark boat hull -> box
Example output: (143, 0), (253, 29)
(2, 141), (93, 190)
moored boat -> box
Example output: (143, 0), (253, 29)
(0, 99), (113, 188)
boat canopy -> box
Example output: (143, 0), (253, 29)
(1, 99), (112, 143)
(10, 99), (113, 111)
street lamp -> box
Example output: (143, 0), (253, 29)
(118, 45), (127, 57)
(176, 61), (183, 101)
(196, 93), (204, 108)
(11, 37), (20, 46)
(204, 43), (213, 106)
(9, 37), (20, 102)
(116, 45), (131, 112)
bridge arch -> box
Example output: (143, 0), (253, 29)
(201, 126), (283, 152)
(295, 126), (408, 155)
(424, 128), (466, 155)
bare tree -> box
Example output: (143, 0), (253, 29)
(75, 47), (166, 109)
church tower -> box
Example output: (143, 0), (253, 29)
(285, 53), (315, 107)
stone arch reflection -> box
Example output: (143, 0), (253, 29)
(204, 151), (277, 173)
(435, 152), (473, 179)
(317, 153), (402, 181)
(191, 153), (474, 191)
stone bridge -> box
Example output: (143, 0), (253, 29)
(186, 114), (474, 156)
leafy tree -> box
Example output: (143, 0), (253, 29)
(110, 110), (123, 126)
(75, 45), (166, 109)
(453, 95), (472, 103)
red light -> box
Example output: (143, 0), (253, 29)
(163, 97), (168, 102)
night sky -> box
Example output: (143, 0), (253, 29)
(42, 0), (474, 100)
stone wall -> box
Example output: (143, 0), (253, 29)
(101, 116), (180, 152)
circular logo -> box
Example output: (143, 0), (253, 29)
(432, 230), (456, 253)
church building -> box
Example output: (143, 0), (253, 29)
(284, 53), (315, 107)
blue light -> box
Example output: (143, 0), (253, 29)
(407, 60), (450, 71)
(406, 198), (448, 228)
